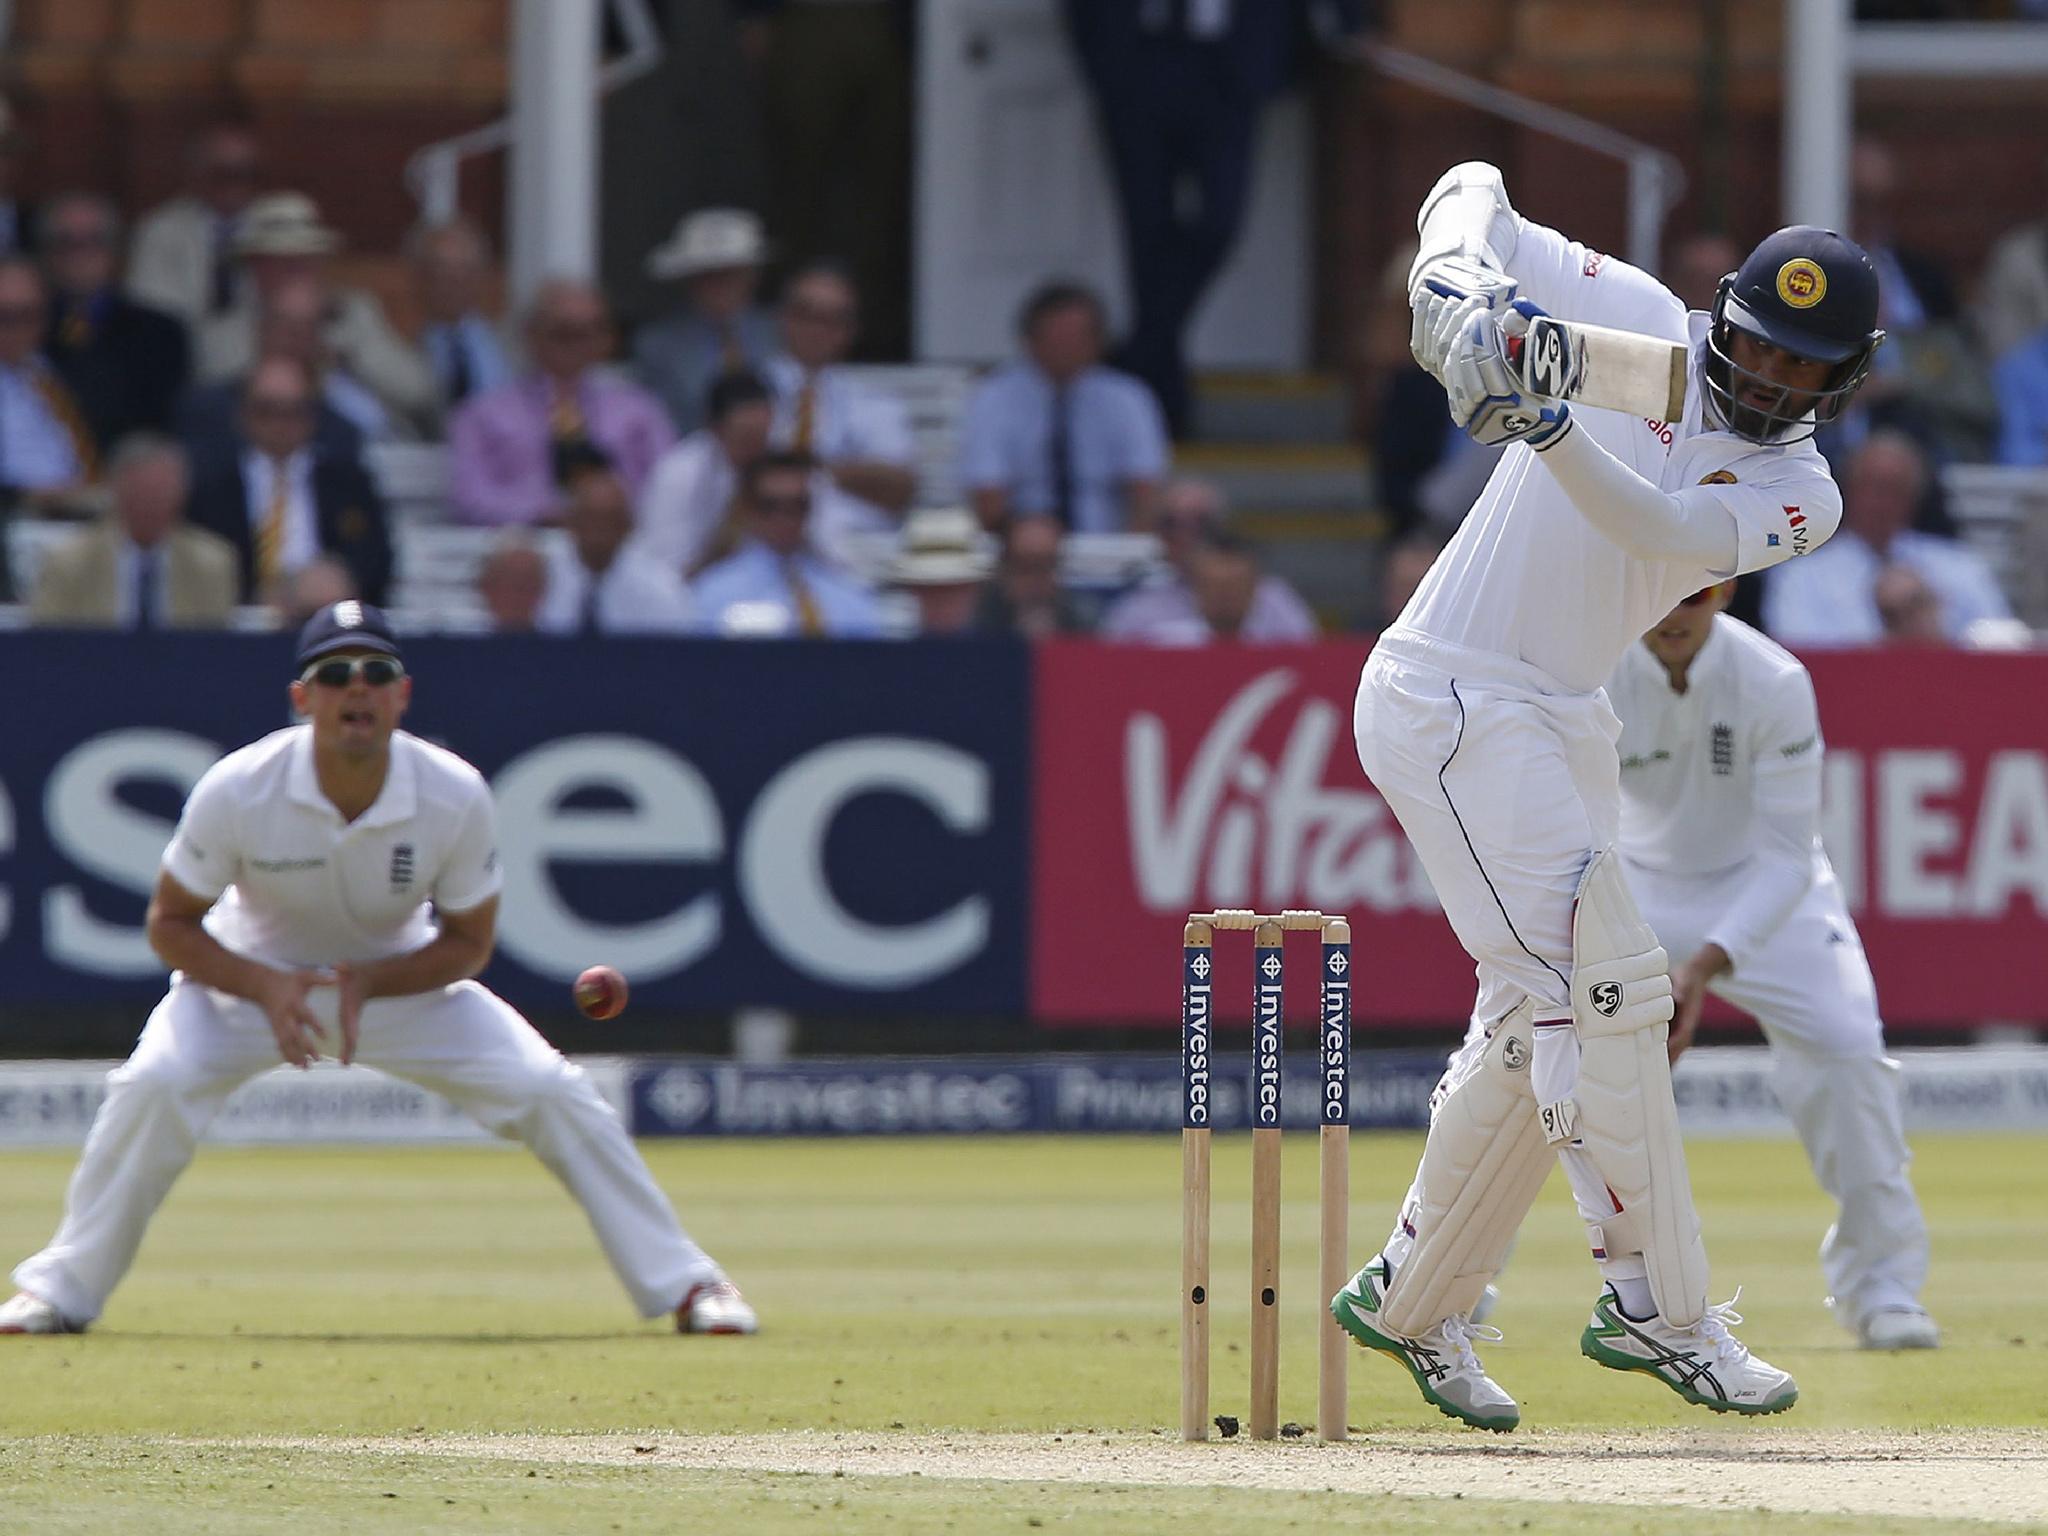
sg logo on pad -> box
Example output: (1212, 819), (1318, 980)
(1589, 981), (1624, 1017)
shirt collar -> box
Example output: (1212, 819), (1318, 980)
(285, 724), (418, 827)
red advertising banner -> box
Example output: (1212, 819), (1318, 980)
(1030, 640), (2048, 1029)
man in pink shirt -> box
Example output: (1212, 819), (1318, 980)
(448, 278), (674, 525)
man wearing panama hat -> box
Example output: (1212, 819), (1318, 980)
(195, 192), (437, 439)
(633, 208), (779, 434)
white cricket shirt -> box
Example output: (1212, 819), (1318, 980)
(1608, 613), (1826, 970)
(1397, 217), (1844, 694)
(161, 725), (502, 970)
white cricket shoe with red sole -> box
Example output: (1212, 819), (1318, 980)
(676, 1275), (757, 1335)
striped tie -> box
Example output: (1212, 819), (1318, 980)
(256, 471), (289, 587)
(550, 390), (585, 441)
(30, 367), (98, 481)
(784, 557), (824, 636)
(791, 379), (816, 453)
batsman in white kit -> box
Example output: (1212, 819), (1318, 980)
(1612, 584), (1938, 1351)
(1328, 161), (1886, 1429)
(1, 602), (756, 1338)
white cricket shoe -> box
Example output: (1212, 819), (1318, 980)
(1580, 1284), (1796, 1415)
(1860, 1307), (1941, 1351)
(676, 1274), (757, 1335)
(0, 1291), (83, 1335)
(1330, 1253), (1519, 1432)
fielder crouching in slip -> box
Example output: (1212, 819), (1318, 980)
(1329, 159), (1885, 1430)
(1610, 582), (1938, 1351)
(0, 602), (755, 1338)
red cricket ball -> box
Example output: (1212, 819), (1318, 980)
(573, 965), (629, 1021)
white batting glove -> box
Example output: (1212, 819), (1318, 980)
(1408, 254), (1518, 313)
(1408, 257), (1518, 382)
(1439, 302), (1572, 450)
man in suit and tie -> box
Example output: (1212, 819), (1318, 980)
(41, 193), (191, 458)
(0, 256), (95, 509)
(407, 217), (514, 421)
(1062, 0), (1370, 436)
(30, 434), (237, 629)
(184, 354), (391, 607)
(127, 123), (262, 331)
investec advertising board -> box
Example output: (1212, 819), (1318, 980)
(2, 635), (2044, 1028)
(0, 634), (1029, 1013)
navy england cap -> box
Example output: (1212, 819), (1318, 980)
(295, 600), (403, 667)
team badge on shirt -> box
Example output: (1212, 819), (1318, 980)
(1698, 470), (1737, 485)
(390, 843), (415, 891)
(1712, 723), (1735, 775)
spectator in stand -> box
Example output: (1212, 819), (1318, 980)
(177, 279), (372, 467)
(1060, 0), (1368, 437)
(40, 193), (190, 458)
(736, 0), (911, 358)
(1764, 430), (2011, 647)
(534, 462), (694, 635)
(690, 450), (882, 637)
(1852, 139), (1957, 331)
(1372, 530), (1445, 633)
(1187, 531), (1289, 644)
(0, 100), (38, 257)
(28, 435), (236, 629)
(975, 514), (1089, 637)
(888, 507), (994, 637)
(408, 217), (515, 419)
(0, 256), (95, 509)
(1993, 321), (2048, 465)
(1665, 232), (1743, 313)
(634, 370), (775, 579)
(477, 535), (548, 633)
(450, 278), (675, 526)
(634, 209), (779, 435)
(127, 122), (261, 329)
(184, 354), (391, 607)
(273, 552), (358, 627)
(1873, 563), (1947, 646)
(1979, 176), (2048, 364)
(194, 194), (438, 438)
(763, 262), (914, 565)
(1101, 476), (1313, 643)
(962, 280), (1168, 536)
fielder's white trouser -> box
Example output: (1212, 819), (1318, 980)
(14, 977), (715, 1325)
(1355, 636), (1687, 1316)
(1626, 856), (1931, 1327)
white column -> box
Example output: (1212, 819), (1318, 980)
(1782, 0), (1852, 231)
(508, 0), (600, 306)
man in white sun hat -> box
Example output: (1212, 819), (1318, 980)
(634, 208), (779, 435)
(0, 600), (756, 1338)
(889, 506), (995, 636)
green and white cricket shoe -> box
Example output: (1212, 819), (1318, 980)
(1330, 1253), (1519, 1432)
(1580, 1285), (1797, 1415)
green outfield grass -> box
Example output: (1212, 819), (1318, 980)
(1, 1131), (2044, 1534)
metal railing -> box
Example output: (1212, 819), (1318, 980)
(1347, 41), (1686, 274)
(402, 0), (665, 223)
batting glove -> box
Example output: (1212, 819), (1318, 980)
(1409, 257), (1517, 381)
(1440, 299), (1572, 450)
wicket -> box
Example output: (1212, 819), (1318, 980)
(1180, 908), (1351, 1443)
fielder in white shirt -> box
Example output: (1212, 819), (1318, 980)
(0, 603), (754, 1339)
(1329, 161), (1888, 1430)
(1610, 586), (1937, 1350)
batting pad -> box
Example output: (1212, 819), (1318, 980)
(1379, 1007), (1553, 1338)
(1565, 850), (1708, 1328)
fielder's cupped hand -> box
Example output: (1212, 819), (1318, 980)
(331, 963), (367, 1067)
(256, 967), (334, 1070)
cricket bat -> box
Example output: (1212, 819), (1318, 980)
(1505, 314), (1688, 423)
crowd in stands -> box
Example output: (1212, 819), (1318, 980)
(0, 108), (2042, 654)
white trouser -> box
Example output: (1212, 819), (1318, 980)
(14, 977), (715, 1325)
(1356, 636), (1661, 1281)
(1627, 856), (1930, 1326)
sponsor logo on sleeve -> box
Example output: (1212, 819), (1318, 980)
(1779, 733), (1818, 758)
(1783, 505), (1811, 555)
(1583, 251), (1606, 278)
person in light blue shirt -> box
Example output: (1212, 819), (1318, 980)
(1993, 327), (2048, 468)
(689, 449), (882, 638)
(0, 256), (87, 504)
(1764, 429), (2013, 647)
(960, 281), (1168, 534)
(407, 218), (514, 423)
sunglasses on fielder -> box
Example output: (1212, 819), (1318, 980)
(299, 656), (405, 688)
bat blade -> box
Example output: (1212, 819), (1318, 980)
(1515, 315), (1688, 422)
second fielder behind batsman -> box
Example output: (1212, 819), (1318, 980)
(1330, 161), (1884, 1430)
